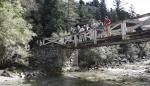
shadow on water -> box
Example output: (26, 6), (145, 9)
(23, 75), (120, 86)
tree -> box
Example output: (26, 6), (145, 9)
(0, 0), (36, 65)
(92, 0), (99, 7)
(39, 0), (78, 36)
(78, 1), (97, 25)
(23, 0), (74, 37)
(40, 0), (64, 37)
(110, 8), (118, 22)
(114, 0), (130, 20)
(95, 8), (101, 20)
(78, 1), (86, 19)
(129, 4), (136, 18)
(79, 0), (85, 5)
(82, 0), (100, 20)
(66, 0), (79, 30)
(100, 0), (108, 21)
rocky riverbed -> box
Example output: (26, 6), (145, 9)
(1, 60), (150, 86)
(64, 59), (150, 86)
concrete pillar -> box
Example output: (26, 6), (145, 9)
(71, 49), (79, 67)
(62, 49), (79, 72)
(121, 20), (127, 40)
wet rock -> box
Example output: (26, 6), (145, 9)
(121, 58), (127, 63)
(0, 70), (4, 75)
(145, 67), (150, 73)
(69, 67), (80, 72)
(1, 70), (11, 77)
(100, 69), (104, 71)
(145, 69), (150, 73)
(24, 70), (48, 80)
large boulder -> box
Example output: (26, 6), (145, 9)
(0, 70), (4, 75)
(0, 70), (11, 77)
(145, 69), (150, 73)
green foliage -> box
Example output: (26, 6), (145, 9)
(40, 0), (65, 36)
(23, 0), (79, 37)
(78, 3), (97, 24)
(79, 49), (99, 68)
(78, 0), (108, 24)
(66, 0), (79, 29)
(110, 8), (118, 22)
(91, 0), (99, 7)
(100, 0), (108, 21)
(78, 46), (120, 68)
(114, 0), (131, 20)
(129, 4), (136, 18)
(79, 0), (85, 5)
(0, 0), (36, 64)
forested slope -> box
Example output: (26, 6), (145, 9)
(0, 0), (148, 70)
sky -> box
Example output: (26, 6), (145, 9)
(75, 0), (150, 15)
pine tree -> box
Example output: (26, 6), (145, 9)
(40, 0), (61, 37)
(114, 0), (122, 20)
(79, 0), (85, 5)
(95, 7), (101, 20)
(100, 0), (108, 21)
(129, 4), (136, 18)
(66, 0), (79, 30)
(110, 8), (118, 22)
(78, 0), (97, 24)
(114, 0), (130, 20)
(33, 0), (77, 37)
(92, 0), (99, 7)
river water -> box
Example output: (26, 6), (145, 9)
(1, 60), (150, 86)
(0, 72), (120, 86)
(31, 76), (119, 86)
(1, 70), (150, 86)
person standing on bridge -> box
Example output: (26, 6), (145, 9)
(103, 16), (111, 37)
(79, 26), (86, 42)
(90, 19), (97, 29)
(97, 20), (104, 38)
(85, 24), (90, 31)
(76, 25), (80, 39)
(70, 27), (75, 35)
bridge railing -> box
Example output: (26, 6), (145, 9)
(61, 15), (150, 47)
(63, 28), (98, 47)
(63, 26), (121, 47)
(39, 13), (150, 47)
(111, 15), (150, 40)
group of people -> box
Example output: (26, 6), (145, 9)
(70, 16), (112, 42)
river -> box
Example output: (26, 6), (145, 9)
(0, 74), (119, 86)
(1, 60), (150, 86)
(1, 70), (150, 86)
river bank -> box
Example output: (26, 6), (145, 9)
(1, 60), (150, 86)
(0, 70), (25, 86)
(64, 60), (150, 86)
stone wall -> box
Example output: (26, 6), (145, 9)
(31, 43), (79, 73)
(31, 43), (64, 73)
